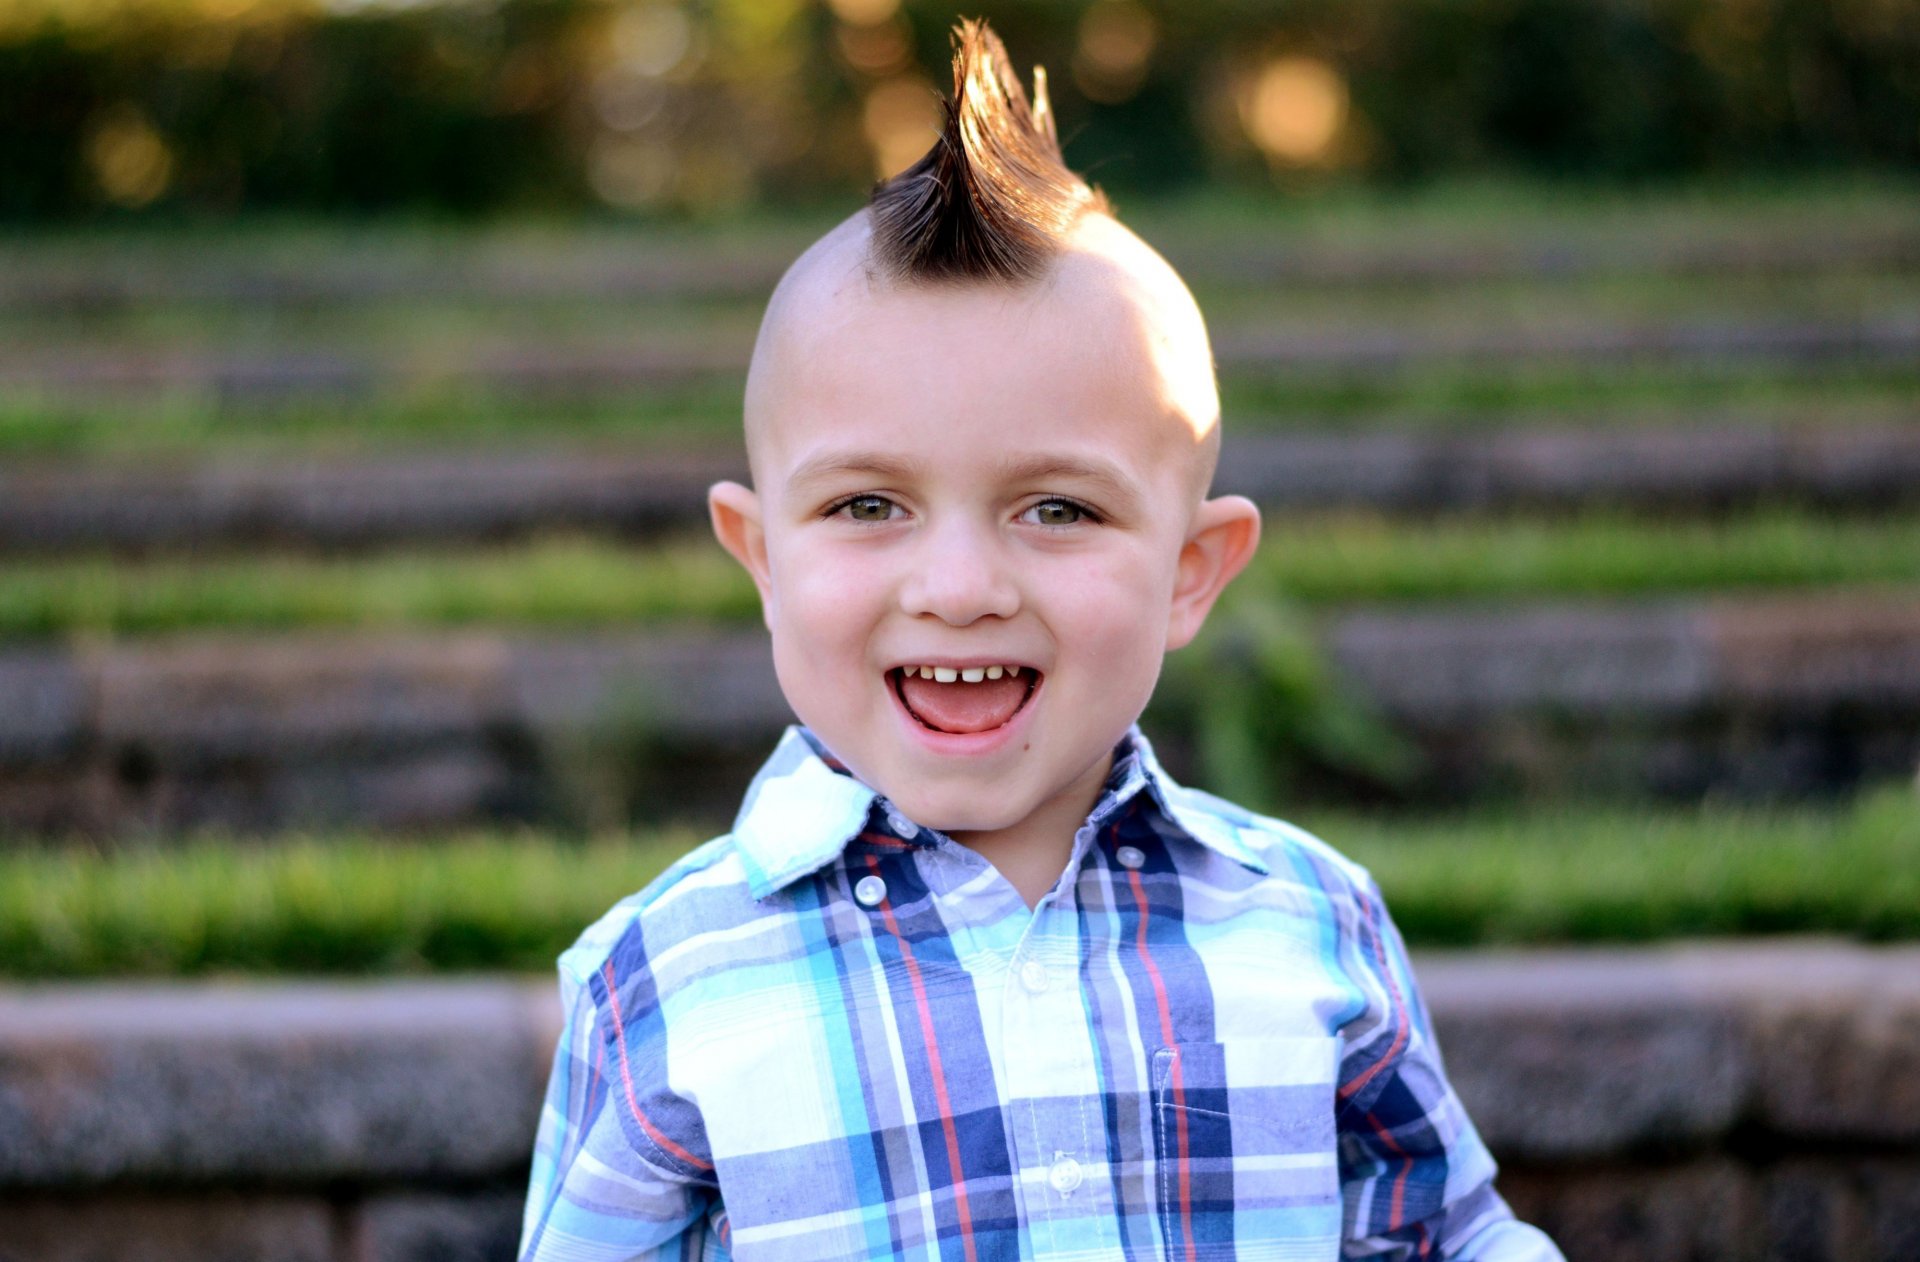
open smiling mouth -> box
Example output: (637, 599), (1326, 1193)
(889, 665), (1041, 735)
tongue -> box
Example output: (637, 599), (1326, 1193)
(898, 672), (1030, 734)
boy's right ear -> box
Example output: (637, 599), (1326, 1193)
(708, 481), (774, 623)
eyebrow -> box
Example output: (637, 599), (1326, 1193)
(783, 448), (1145, 512)
(994, 454), (1143, 512)
(785, 451), (925, 490)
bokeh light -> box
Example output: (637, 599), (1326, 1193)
(588, 135), (676, 208)
(1073, 0), (1156, 104)
(835, 15), (912, 77)
(610, 2), (693, 77)
(862, 74), (941, 179)
(825, 0), (898, 26)
(1239, 55), (1349, 166)
(85, 105), (174, 207)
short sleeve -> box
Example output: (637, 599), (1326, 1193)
(519, 955), (721, 1262)
(1334, 877), (1565, 1262)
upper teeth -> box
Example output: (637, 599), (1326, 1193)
(906, 665), (1022, 682)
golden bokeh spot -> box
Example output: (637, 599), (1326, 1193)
(836, 17), (911, 76)
(611, 3), (693, 77)
(861, 75), (941, 179)
(826, 0), (898, 26)
(587, 135), (676, 209)
(1073, 0), (1155, 104)
(1240, 55), (1348, 165)
(86, 106), (174, 208)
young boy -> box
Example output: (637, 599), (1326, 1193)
(520, 21), (1562, 1262)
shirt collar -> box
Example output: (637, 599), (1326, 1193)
(731, 725), (1269, 900)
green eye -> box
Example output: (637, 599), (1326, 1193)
(844, 495), (895, 522)
(1029, 499), (1085, 526)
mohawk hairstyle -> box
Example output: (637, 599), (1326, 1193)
(868, 19), (1109, 284)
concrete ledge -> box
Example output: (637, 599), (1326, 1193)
(2, 943), (1917, 1188)
(6, 420), (1919, 553)
(0, 980), (557, 1187)
(1419, 941), (1920, 1158)
(0, 1192), (337, 1262)
(3, 594), (1915, 830)
(4, 224), (1911, 311)
(4, 317), (1916, 404)
(11, 592), (1895, 762)
(2, 943), (1919, 1261)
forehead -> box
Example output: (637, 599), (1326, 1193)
(745, 216), (1218, 495)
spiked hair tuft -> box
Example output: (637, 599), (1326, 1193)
(868, 19), (1108, 284)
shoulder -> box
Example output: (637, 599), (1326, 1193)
(1158, 779), (1384, 920)
(556, 831), (789, 992)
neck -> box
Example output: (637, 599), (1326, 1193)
(949, 750), (1113, 910)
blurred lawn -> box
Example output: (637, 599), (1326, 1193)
(3, 784), (1912, 977)
(3, 361), (1913, 460)
(3, 178), (1916, 460)
(7, 508), (1919, 640)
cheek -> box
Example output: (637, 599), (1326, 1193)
(767, 542), (884, 650)
(1053, 548), (1174, 666)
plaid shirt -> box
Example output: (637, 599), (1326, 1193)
(519, 727), (1562, 1262)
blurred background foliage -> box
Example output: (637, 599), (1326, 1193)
(4, 0), (1919, 221)
(2, 0), (1917, 964)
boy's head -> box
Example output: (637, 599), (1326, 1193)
(710, 20), (1260, 843)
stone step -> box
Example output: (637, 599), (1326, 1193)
(0, 591), (1914, 831)
(4, 316), (1915, 404)
(3, 221), (1914, 312)
(2, 943), (1917, 1261)
(5, 419), (1918, 554)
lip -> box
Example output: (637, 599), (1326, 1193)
(885, 663), (1044, 755)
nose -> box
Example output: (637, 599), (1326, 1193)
(897, 519), (1020, 626)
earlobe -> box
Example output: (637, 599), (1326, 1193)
(1166, 495), (1262, 650)
(708, 481), (775, 621)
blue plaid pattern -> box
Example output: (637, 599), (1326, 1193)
(519, 727), (1563, 1262)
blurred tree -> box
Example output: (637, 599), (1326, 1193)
(0, 0), (1914, 220)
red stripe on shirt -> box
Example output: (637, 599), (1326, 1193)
(869, 855), (979, 1262)
(1366, 1110), (1416, 1231)
(1337, 889), (1410, 1108)
(602, 959), (716, 1173)
(1128, 866), (1197, 1262)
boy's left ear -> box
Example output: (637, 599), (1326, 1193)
(1166, 495), (1261, 650)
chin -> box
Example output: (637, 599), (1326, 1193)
(897, 796), (1013, 835)
(884, 781), (1029, 835)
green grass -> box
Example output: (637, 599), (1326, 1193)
(0, 536), (760, 638)
(7, 509), (1919, 640)
(3, 175), (1915, 460)
(2, 784), (1912, 976)
(1219, 360), (1920, 423)
(0, 381), (749, 459)
(0, 830), (700, 977)
(1321, 784), (1920, 947)
(1125, 173), (1920, 254)
(1239, 508), (1920, 604)
(3, 356), (1911, 460)
(8, 174), (1914, 296)
(8, 265), (1911, 347)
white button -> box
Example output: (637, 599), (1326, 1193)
(1116, 845), (1146, 870)
(1048, 1154), (1083, 1195)
(1019, 960), (1049, 993)
(854, 875), (887, 906)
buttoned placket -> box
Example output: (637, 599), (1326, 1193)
(996, 816), (1116, 1259)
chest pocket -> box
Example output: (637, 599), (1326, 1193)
(1151, 1037), (1343, 1259)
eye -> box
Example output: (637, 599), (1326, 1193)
(1022, 498), (1095, 527)
(831, 494), (900, 523)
